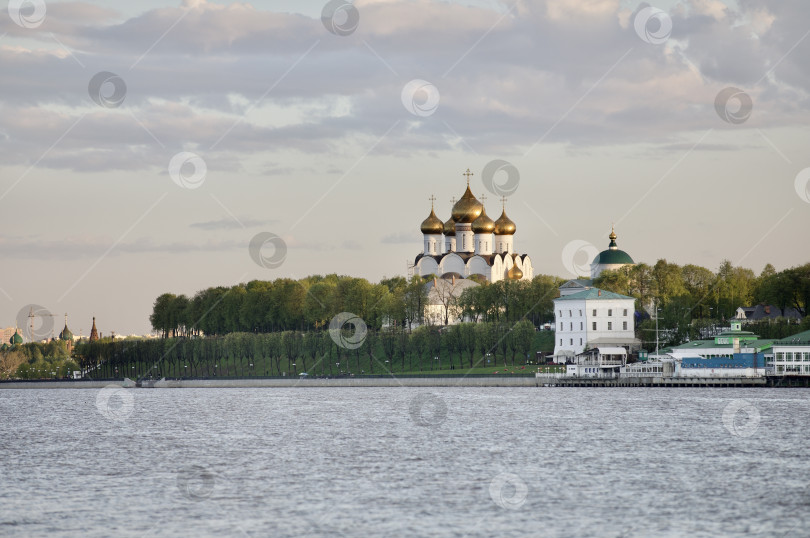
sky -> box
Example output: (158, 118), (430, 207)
(1, 0), (809, 337)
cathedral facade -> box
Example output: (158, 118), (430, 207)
(414, 170), (533, 283)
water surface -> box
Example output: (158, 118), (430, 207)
(0, 387), (807, 537)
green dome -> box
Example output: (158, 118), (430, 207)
(10, 330), (23, 345)
(593, 249), (634, 265)
(593, 227), (634, 265)
(60, 325), (73, 341)
(1, 343), (7, 351)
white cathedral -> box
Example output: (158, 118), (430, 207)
(414, 169), (533, 283)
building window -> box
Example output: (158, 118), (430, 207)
(592, 309), (596, 316)
(579, 338), (583, 345)
(579, 310), (582, 316)
(592, 322), (597, 330)
(580, 322), (583, 330)
(560, 339), (562, 345)
(623, 309), (628, 316)
(559, 310), (562, 317)
(623, 321), (628, 330)
(569, 310), (572, 317)
(569, 323), (573, 331)
(608, 322), (612, 330)
(560, 322), (563, 331)
(570, 339), (573, 345)
(608, 309), (613, 316)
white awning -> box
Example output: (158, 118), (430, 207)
(597, 347), (627, 356)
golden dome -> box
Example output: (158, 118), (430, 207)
(507, 263), (523, 280)
(609, 225), (617, 241)
(420, 207), (444, 235)
(451, 185), (483, 224)
(494, 209), (516, 235)
(443, 216), (456, 236)
(472, 206), (495, 234)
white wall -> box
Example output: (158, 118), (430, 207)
(552, 296), (635, 360)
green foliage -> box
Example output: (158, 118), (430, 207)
(73, 321), (554, 379)
(594, 260), (809, 350)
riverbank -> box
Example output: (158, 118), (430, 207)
(2, 375), (806, 389)
(0, 376), (538, 389)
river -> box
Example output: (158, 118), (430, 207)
(0, 387), (807, 537)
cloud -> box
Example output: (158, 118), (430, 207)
(189, 217), (275, 230)
(0, 235), (243, 260)
(382, 230), (419, 244)
(1, 0), (809, 173)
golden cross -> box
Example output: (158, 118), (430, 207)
(480, 193), (487, 204)
(501, 195), (507, 209)
(462, 168), (473, 185)
(450, 197), (457, 205)
(428, 194), (436, 208)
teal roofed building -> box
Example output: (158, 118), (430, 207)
(591, 226), (635, 279)
(552, 287), (640, 361)
(668, 320), (773, 377)
(771, 329), (810, 375)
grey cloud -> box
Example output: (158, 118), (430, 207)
(1, 0), (810, 171)
(190, 217), (274, 230)
(0, 235), (243, 260)
(382, 231), (419, 244)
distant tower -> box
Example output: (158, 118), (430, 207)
(59, 313), (74, 352)
(9, 326), (23, 347)
(89, 317), (99, 343)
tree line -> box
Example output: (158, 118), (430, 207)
(75, 321), (542, 379)
(148, 274), (565, 338)
(594, 259), (810, 347)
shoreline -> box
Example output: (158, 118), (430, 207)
(1, 375), (805, 388)
(0, 377), (538, 389)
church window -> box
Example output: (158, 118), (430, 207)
(608, 322), (612, 330)
(580, 322), (583, 330)
(623, 309), (628, 316)
(569, 310), (572, 316)
(569, 323), (572, 330)
(569, 339), (573, 345)
(592, 309), (597, 316)
(608, 309), (613, 316)
(559, 322), (563, 331)
(579, 338), (583, 345)
(559, 339), (562, 345)
(559, 310), (562, 317)
(592, 322), (596, 330)
(579, 310), (582, 316)
(623, 321), (628, 330)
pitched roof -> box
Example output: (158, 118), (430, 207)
(554, 288), (635, 301)
(774, 330), (810, 346)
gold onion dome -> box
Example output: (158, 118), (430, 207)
(451, 185), (483, 224)
(443, 216), (456, 236)
(494, 209), (516, 235)
(420, 207), (444, 235)
(507, 264), (523, 280)
(472, 206), (496, 234)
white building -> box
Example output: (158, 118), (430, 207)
(566, 347), (628, 377)
(423, 276), (479, 326)
(415, 169), (533, 283)
(552, 287), (639, 362)
(771, 329), (810, 375)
